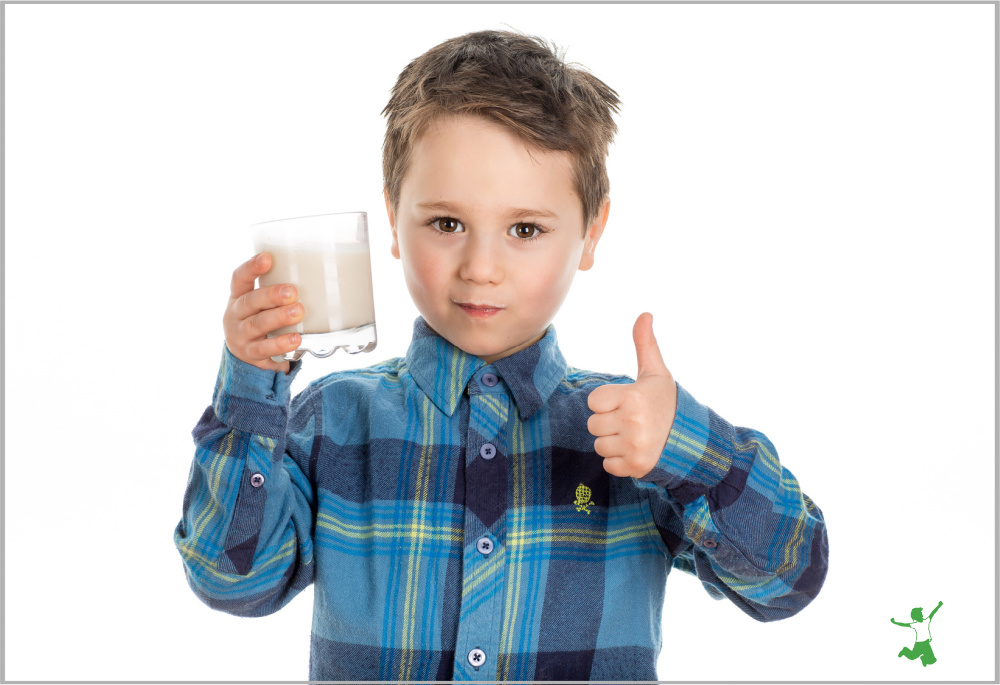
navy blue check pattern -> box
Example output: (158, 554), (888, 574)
(174, 317), (828, 680)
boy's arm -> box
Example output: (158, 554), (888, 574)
(890, 619), (911, 626)
(588, 315), (828, 622)
(173, 346), (318, 617)
(173, 253), (317, 616)
(928, 601), (943, 619)
(636, 382), (829, 622)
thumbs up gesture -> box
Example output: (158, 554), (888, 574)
(587, 313), (678, 479)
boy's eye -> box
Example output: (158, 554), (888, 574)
(432, 217), (464, 233)
(510, 223), (540, 239)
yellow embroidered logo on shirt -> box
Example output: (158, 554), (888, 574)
(574, 483), (592, 514)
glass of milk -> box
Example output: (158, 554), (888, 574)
(252, 212), (377, 362)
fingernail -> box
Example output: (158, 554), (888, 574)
(280, 286), (292, 300)
(254, 253), (264, 267)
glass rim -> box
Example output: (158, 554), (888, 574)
(251, 211), (367, 229)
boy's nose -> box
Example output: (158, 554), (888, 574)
(459, 236), (503, 285)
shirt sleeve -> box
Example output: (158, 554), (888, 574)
(637, 383), (829, 622)
(173, 346), (318, 617)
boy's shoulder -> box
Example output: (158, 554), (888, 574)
(294, 356), (407, 402)
(561, 365), (634, 391)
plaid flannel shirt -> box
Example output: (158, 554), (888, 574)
(175, 317), (828, 681)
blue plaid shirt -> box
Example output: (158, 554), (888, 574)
(175, 317), (828, 681)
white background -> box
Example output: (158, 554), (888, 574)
(4, 2), (996, 682)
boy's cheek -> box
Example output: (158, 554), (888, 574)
(401, 251), (446, 296)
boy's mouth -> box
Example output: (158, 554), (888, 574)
(455, 301), (505, 318)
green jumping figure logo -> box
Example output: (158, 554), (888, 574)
(891, 600), (943, 667)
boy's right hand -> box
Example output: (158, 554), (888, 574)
(224, 252), (303, 374)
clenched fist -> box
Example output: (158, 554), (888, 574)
(587, 313), (678, 478)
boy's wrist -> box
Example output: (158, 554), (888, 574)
(636, 383), (718, 493)
(213, 344), (301, 435)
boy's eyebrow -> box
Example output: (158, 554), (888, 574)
(417, 200), (559, 220)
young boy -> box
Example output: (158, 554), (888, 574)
(175, 30), (828, 681)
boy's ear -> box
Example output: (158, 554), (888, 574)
(578, 198), (610, 272)
(384, 189), (400, 260)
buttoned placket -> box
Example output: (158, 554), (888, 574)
(453, 367), (510, 678)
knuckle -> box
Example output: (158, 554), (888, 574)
(632, 430), (648, 449)
(603, 458), (627, 478)
(240, 316), (262, 340)
(257, 337), (286, 361)
(252, 341), (274, 360)
(235, 291), (253, 316)
(244, 342), (263, 362)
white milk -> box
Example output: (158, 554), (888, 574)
(258, 243), (375, 336)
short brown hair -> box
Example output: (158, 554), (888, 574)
(381, 30), (620, 228)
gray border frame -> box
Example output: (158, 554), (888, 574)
(1, 1), (996, 684)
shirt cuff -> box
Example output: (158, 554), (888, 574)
(638, 383), (729, 499)
(211, 344), (302, 438)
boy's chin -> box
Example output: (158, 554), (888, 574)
(432, 328), (513, 361)
(462, 331), (549, 364)
(449, 335), (503, 360)
(421, 314), (550, 361)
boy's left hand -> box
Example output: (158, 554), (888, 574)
(587, 313), (678, 479)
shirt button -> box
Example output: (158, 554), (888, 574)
(480, 443), (497, 460)
(481, 373), (499, 387)
(476, 536), (494, 556)
(702, 538), (718, 548)
(468, 648), (487, 668)
(250, 473), (265, 488)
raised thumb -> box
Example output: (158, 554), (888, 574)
(633, 312), (668, 378)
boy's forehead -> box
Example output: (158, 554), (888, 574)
(414, 114), (570, 166)
(402, 114), (580, 212)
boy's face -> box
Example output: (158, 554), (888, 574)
(386, 114), (609, 363)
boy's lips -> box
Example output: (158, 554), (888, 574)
(455, 301), (505, 318)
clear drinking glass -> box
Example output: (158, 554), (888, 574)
(252, 212), (377, 362)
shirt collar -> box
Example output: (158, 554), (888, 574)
(404, 317), (567, 421)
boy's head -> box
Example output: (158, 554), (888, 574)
(381, 30), (620, 364)
(911, 607), (924, 622)
(382, 30), (620, 230)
